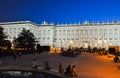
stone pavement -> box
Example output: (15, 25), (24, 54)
(75, 54), (120, 78)
(0, 52), (120, 78)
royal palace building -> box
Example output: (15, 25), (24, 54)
(0, 20), (120, 49)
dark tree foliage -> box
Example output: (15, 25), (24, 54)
(14, 28), (36, 50)
(4, 40), (11, 50)
(0, 26), (8, 47)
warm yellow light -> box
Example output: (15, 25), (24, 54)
(70, 41), (73, 44)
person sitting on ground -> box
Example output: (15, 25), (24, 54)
(44, 61), (51, 70)
(114, 55), (119, 63)
(58, 63), (64, 73)
(64, 65), (71, 75)
(71, 65), (78, 77)
(32, 59), (38, 68)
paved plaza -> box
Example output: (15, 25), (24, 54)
(0, 52), (120, 78)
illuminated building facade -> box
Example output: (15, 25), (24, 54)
(0, 20), (120, 49)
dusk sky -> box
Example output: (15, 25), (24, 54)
(0, 0), (120, 24)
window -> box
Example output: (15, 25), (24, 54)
(71, 38), (74, 40)
(114, 38), (118, 40)
(67, 38), (70, 40)
(109, 29), (113, 39)
(109, 38), (112, 40)
(76, 38), (78, 40)
(63, 38), (66, 40)
(114, 28), (118, 39)
(54, 38), (57, 40)
(47, 37), (50, 40)
(94, 38), (97, 40)
(104, 38), (107, 40)
(42, 37), (45, 40)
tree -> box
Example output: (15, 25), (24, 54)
(0, 26), (8, 48)
(4, 40), (11, 50)
(14, 28), (36, 50)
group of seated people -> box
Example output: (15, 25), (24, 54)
(32, 59), (78, 77)
(60, 46), (108, 57)
(60, 47), (82, 57)
(56, 63), (78, 77)
(32, 59), (51, 70)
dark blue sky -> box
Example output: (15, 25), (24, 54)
(0, 0), (120, 24)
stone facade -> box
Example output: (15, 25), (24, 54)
(0, 20), (120, 49)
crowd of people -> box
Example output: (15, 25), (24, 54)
(60, 46), (108, 57)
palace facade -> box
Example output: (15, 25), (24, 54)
(0, 20), (120, 49)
